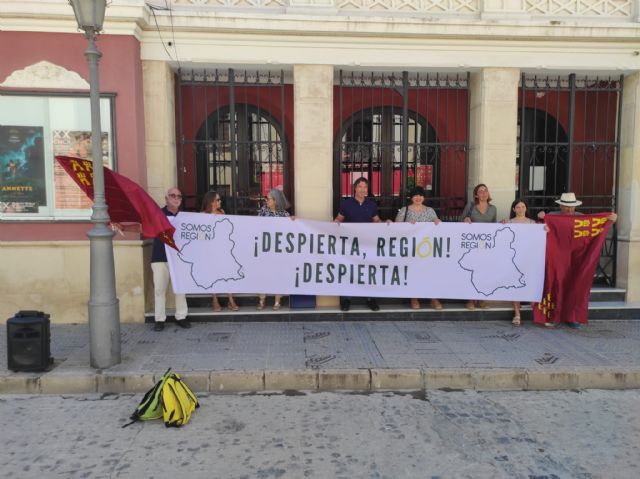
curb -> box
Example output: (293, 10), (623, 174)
(2, 368), (640, 394)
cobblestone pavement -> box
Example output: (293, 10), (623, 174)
(2, 320), (640, 374)
(1, 389), (639, 478)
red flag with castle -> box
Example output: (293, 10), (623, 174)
(533, 213), (612, 326)
(55, 155), (178, 250)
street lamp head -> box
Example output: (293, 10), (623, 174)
(69, 0), (107, 34)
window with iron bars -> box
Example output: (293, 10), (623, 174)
(517, 73), (623, 285)
(334, 71), (470, 222)
(176, 69), (292, 215)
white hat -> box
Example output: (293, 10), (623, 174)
(555, 192), (582, 207)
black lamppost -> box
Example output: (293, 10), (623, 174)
(69, 0), (121, 368)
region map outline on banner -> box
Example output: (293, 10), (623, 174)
(166, 213), (547, 301)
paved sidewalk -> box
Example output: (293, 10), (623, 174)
(1, 319), (640, 394)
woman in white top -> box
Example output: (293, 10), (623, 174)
(503, 198), (536, 325)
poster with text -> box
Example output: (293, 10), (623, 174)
(0, 125), (46, 213)
(52, 130), (110, 210)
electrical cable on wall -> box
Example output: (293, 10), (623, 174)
(165, 0), (181, 70)
(146, 2), (181, 69)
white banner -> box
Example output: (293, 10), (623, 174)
(166, 213), (546, 301)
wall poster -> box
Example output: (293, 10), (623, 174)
(52, 130), (109, 210)
(0, 125), (46, 213)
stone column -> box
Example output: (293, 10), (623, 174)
(142, 60), (177, 203)
(468, 68), (520, 220)
(617, 72), (640, 301)
(293, 64), (336, 306)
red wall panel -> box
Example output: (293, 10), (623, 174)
(0, 31), (146, 241)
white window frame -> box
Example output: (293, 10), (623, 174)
(0, 92), (116, 221)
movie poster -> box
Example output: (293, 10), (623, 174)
(0, 125), (46, 213)
(52, 130), (109, 210)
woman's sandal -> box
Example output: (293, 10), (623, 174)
(228, 301), (239, 312)
(512, 316), (521, 326)
(273, 303), (281, 311)
(430, 299), (443, 310)
(257, 300), (265, 311)
(212, 301), (222, 312)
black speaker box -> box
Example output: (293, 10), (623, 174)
(7, 311), (53, 372)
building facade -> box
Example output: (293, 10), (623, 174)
(1, 0), (639, 322)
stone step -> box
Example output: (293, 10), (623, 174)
(589, 286), (626, 302)
(183, 286), (627, 308)
(146, 300), (640, 322)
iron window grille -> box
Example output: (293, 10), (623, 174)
(517, 73), (623, 285)
(177, 68), (291, 215)
(334, 70), (470, 221)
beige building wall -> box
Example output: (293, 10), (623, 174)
(293, 64), (338, 307)
(293, 64), (334, 221)
(143, 60), (177, 204)
(0, 241), (150, 324)
(469, 68), (520, 220)
(617, 71), (640, 302)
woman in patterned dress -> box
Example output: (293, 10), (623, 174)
(395, 186), (443, 310)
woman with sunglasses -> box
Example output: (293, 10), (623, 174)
(201, 191), (239, 312)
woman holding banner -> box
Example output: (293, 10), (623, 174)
(460, 183), (497, 310)
(395, 186), (443, 310)
(201, 191), (240, 312)
(256, 188), (292, 310)
(504, 198), (536, 325)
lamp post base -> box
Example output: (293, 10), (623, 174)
(87, 212), (121, 369)
(88, 298), (121, 369)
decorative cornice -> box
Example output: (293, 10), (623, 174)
(170, 0), (635, 18)
(0, 61), (89, 89)
(0, 0), (637, 44)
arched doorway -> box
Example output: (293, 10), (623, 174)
(335, 107), (440, 220)
(194, 104), (289, 215)
(517, 107), (569, 212)
(517, 73), (624, 286)
(333, 71), (469, 221)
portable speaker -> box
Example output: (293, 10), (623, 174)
(7, 311), (53, 372)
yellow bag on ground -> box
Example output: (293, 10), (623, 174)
(161, 371), (200, 427)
